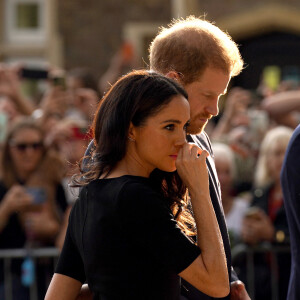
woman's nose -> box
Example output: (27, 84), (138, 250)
(175, 131), (187, 146)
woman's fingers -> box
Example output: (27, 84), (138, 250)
(198, 149), (209, 160)
(176, 143), (209, 186)
(190, 145), (199, 158)
(179, 143), (202, 158)
(177, 143), (208, 166)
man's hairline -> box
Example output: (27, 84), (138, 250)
(149, 67), (232, 88)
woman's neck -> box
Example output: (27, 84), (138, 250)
(102, 156), (152, 179)
(16, 170), (32, 183)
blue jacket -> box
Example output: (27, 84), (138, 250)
(281, 124), (300, 300)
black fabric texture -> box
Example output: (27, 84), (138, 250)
(56, 175), (200, 300)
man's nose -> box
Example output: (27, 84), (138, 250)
(205, 98), (219, 116)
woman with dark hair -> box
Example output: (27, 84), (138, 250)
(45, 70), (229, 300)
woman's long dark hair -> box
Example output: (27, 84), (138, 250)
(74, 70), (195, 235)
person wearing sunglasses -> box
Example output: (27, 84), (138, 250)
(0, 117), (68, 300)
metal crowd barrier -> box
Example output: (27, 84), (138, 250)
(231, 242), (291, 300)
(0, 247), (60, 300)
(0, 244), (291, 300)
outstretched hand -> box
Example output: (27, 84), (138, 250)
(230, 280), (251, 300)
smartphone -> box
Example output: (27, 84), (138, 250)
(52, 75), (66, 90)
(121, 42), (134, 63)
(0, 111), (8, 144)
(247, 109), (269, 152)
(19, 67), (49, 80)
(26, 187), (46, 204)
(262, 65), (281, 91)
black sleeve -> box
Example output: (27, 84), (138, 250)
(55, 201), (86, 283)
(119, 181), (201, 274)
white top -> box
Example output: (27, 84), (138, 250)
(226, 197), (249, 237)
(62, 177), (80, 205)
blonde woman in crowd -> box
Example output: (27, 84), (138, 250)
(241, 126), (293, 300)
(0, 117), (68, 300)
(212, 142), (249, 246)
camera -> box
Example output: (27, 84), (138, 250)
(51, 75), (66, 89)
(19, 67), (49, 80)
(19, 67), (66, 90)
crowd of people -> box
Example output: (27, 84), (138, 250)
(0, 15), (299, 300)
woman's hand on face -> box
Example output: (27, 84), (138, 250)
(3, 185), (33, 215)
(175, 143), (209, 194)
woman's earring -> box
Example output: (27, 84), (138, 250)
(128, 136), (135, 142)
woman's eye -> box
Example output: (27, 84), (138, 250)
(165, 124), (174, 131)
(183, 121), (190, 131)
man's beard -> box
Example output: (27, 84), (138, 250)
(186, 123), (205, 135)
(186, 114), (211, 135)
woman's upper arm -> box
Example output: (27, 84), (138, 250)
(45, 273), (82, 300)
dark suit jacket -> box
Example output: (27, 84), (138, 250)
(180, 133), (237, 300)
(281, 124), (300, 300)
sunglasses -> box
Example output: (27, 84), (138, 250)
(10, 141), (44, 152)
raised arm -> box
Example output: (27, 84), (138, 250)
(175, 143), (229, 298)
(261, 90), (300, 128)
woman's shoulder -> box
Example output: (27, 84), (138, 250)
(74, 175), (160, 205)
(87, 175), (155, 192)
(71, 175), (165, 220)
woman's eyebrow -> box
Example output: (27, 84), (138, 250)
(160, 119), (182, 124)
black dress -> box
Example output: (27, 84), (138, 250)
(56, 175), (200, 300)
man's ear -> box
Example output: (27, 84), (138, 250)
(165, 71), (182, 82)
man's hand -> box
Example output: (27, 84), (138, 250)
(230, 280), (251, 300)
(76, 284), (93, 300)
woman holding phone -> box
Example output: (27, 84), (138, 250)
(0, 117), (67, 300)
(45, 70), (229, 299)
